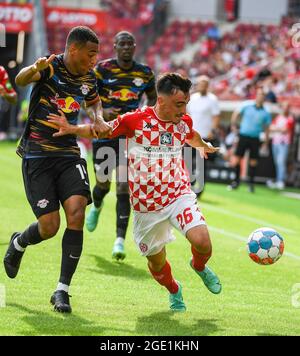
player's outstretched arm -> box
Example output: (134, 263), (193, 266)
(0, 84), (17, 104)
(15, 54), (56, 87)
(186, 130), (219, 159)
(47, 110), (112, 139)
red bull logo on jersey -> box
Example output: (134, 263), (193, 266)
(109, 89), (139, 102)
(50, 94), (81, 114)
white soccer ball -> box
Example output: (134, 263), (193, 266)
(247, 227), (284, 265)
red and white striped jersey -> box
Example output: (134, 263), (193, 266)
(109, 106), (195, 212)
(0, 66), (16, 95)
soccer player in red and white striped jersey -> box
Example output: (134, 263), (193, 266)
(0, 66), (17, 104)
(48, 73), (222, 311)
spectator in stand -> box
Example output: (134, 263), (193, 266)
(267, 102), (295, 190)
(164, 18), (299, 101)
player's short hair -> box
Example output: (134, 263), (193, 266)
(157, 73), (192, 95)
(114, 31), (136, 44)
(66, 26), (99, 48)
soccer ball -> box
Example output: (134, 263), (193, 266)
(247, 227), (284, 265)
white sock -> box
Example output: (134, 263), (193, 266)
(115, 237), (125, 246)
(56, 283), (69, 293)
(13, 238), (25, 252)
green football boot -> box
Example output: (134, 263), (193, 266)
(169, 281), (186, 312)
(86, 203), (103, 232)
(190, 259), (222, 294)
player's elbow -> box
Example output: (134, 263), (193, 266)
(15, 75), (25, 87)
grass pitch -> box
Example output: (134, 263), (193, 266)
(0, 141), (299, 336)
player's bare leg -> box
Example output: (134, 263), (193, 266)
(228, 155), (241, 191)
(186, 225), (222, 294)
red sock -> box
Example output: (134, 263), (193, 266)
(148, 260), (179, 294)
(191, 246), (212, 272)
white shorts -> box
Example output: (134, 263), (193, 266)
(133, 193), (206, 256)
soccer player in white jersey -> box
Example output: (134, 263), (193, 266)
(187, 75), (220, 197)
(47, 73), (222, 312)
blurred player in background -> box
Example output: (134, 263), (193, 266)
(0, 66), (17, 105)
(86, 31), (157, 261)
(3, 26), (111, 314)
(228, 87), (271, 193)
(0, 66), (17, 139)
(187, 75), (220, 197)
(48, 73), (222, 312)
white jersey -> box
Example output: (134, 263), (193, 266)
(187, 92), (220, 138)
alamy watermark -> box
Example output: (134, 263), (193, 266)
(0, 284), (6, 308)
(289, 23), (300, 48)
(94, 139), (205, 194)
(291, 283), (300, 308)
(0, 23), (5, 47)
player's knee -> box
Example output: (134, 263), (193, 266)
(193, 230), (212, 254)
(67, 206), (85, 228)
(148, 260), (165, 273)
(40, 221), (60, 239)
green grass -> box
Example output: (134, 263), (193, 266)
(0, 141), (300, 336)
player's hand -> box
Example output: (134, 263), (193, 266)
(103, 107), (121, 121)
(32, 54), (56, 72)
(198, 142), (219, 159)
(259, 142), (269, 157)
(207, 131), (216, 141)
(94, 119), (112, 138)
(47, 110), (74, 137)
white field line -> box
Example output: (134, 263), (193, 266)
(201, 203), (297, 234)
(210, 226), (300, 261)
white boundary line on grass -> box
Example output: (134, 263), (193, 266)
(210, 226), (300, 261)
(201, 203), (297, 234)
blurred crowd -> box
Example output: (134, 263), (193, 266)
(101, 0), (155, 24)
(146, 17), (300, 104)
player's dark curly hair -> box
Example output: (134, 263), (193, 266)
(114, 31), (135, 43)
(157, 73), (192, 95)
(66, 26), (99, 48)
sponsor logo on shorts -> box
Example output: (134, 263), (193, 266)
(37, 199), (49, 209)
(139, 242), (148, 253)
